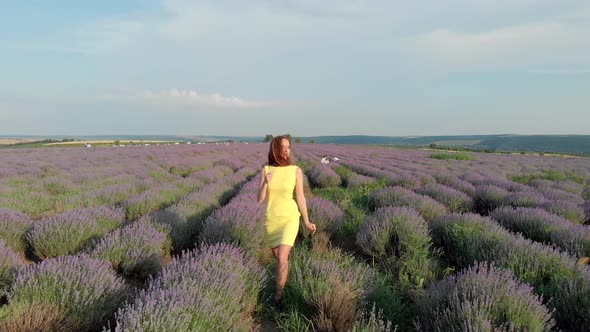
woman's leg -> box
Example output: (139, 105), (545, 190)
(274, 244), (292, 300)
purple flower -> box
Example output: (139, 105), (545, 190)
(416, 183), (474, 213)
(434, 174), (476, 196)
(356, 207), (434, 290)
(0, 239), (24, 296)
(414, 263), (554, 331)
(199, 199), (266, 256)
(431, 212), (589, 329)
(89, 220), (171, 279)
(307, 197), (344, 235)
(543, 200), (586, 224)
(346, 173), (377, 188)
(491, 207), (590, 257)
(0, 207), (33, 253)
(501, 191), (549, 208)
(288, 248), (377, 331)
(368, 186), (448, 221)
(308, 164), (342, 188)
(473, 185), (509, 214)
(27, 206), (124, 259)
(356, 207), (429, 258)
(7, 255), (127, 330)
(109, 243), (266, 331)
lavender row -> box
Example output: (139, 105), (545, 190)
(331, 165), (378, 188)
(0, 255), (128, 331)
(368, 186), (448, 221)
(198, 176), (266, 257)
(491, 207), (590, 258)
(107, 243), (266, 331)
(356, 207), (437, 291)
(430, 213), (590, 330)
(286, 248), (386, 331)
(416, 183), (474, 213)
(472, 183), (587, 223)
(0, 207), (33, 254)
(0, 144), (268, 218)
(414, 263), (554, 331)
(307, 164), (342, 188)
(126, 165), (258, 253)
(0, 239), (25, 297)
(297, 145), (589, 202)
(27, 206), (125, 260)
(88, 220), (171, 280)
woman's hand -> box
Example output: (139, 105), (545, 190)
(264, 172), (273, 184)
(305, 221), (317, 234)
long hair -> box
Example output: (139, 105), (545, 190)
(268, 135), (292, 166)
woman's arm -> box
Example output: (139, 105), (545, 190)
(295, 167), (316, 234)
(257, 167), (270, 203)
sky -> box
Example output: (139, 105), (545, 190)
(1, 0), (589, 137)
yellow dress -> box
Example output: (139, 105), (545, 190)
(264, 165), (301, 248)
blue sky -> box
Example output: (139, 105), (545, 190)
(1, 0), (589, 136)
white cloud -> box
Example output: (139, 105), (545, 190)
(137, 88), (277, 109)
(400, 21), (590, 68)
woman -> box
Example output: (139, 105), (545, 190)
(257, 135), (317, 305)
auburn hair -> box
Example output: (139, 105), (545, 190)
(268, 135), (292, 167)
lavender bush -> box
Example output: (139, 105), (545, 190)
(331, 164), (378, 189)
(554, 180), (586, 195)
(430, 213), (590, 330)
(109, 243), (266, 331)
(122, 186), (181, 221)
(385, 172), (422, 190)
(147, 179), (241, 252)
(307, 164), (342, 188)
(368, 186), (417, 211)
(191, 165), (234, 183)
(349, 304), (395, 332)
(89, 220), (171, 280)
(199, 199), (266, 257)
(27, 206), (125, 259)
(491, 207), (590, 257)
(0, 207), (33, 253)
(416, 183), (474, 213)
(414, 263), (554, 331)
(554, 269), (590, 329)
(543, 200), (586, 224)
(306, 196), (344, 236)
(0, 255), (127, 331)
(286, 248), (377, 332)
(0, 240), (24, 297)
(473, 185), (509, 214)
(367, 186), (448, 221)
(501, 191), (548, 208)
(537, 187), (585, 205)
(434, 174), (476, 196)
(356, 207), (436, 290)
(347, 173), (378, 188)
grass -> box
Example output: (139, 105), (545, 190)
(429, 152), (477, 161)
(512, 169), (586, 184)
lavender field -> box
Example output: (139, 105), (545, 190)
(1, 143), (589, 331)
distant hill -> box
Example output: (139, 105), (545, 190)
(187, 134), (590, 156)
(2, 134), (589, 156)
(476, 135), (590, 156)
(300, 135), (590, 156)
